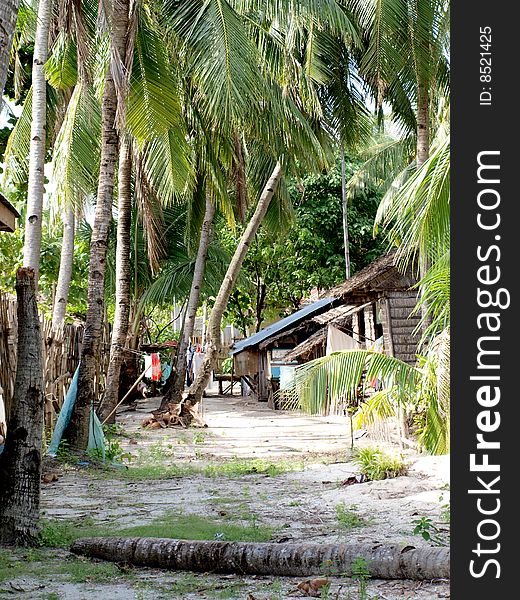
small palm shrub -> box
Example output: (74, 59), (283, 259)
(352, 446), (406, 481)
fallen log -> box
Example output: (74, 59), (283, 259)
(71, 537), (450, 581)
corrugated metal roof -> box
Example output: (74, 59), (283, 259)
(231, 297), (336, 355)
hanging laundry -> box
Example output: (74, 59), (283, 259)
(151, 353), (162, 382)
(326, 325), (361, 355)
(192, 344), (204, 380)
(144, 354), (153, 378)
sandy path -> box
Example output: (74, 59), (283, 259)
(30, 393), (451, 599)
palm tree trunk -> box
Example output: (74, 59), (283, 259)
(340, 147), (351, 279)
(0, 268), (44, 546)
(66, 0), (130, 452)
(0, 0), (20, 97)
(416, 81), (432, 331)
(22, 0), (52, 283)
(416, 82), (430, 167)
(51, 206), (75, 331)
(71, 537), (450, 581)
(99, 138), (133, 424)
(160, 196), (215, 410)
(184, 162), (282, 411)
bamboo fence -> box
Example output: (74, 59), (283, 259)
(0, 292), (111, 430)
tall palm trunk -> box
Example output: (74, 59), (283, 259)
(99, 138), (132, 423)
(416, 82), (430, 167)
(0, 268), (44, 545)
(185, 162), (282, 410)
(66, 0), (130, 451)
(416, 81), (432, 331)
(161, 196), (215, 410)
(22, 0), (52, 282)
(51, 205), (75, 331)
(340, 147), (351, 279)
(0, 0), (20, 97)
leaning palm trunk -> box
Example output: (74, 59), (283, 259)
(184, 162), (282, 412)
(51, 206), (75, 331)
(66, 0), (130, 451)
(160, 196), (216, 410)
(99, 138), (133, 423)
(71, 537), (450, 581)
(22, 0), (52, 282)
(0, 268), (44, 545)
(0, 0), (21, 97)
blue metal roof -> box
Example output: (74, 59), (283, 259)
(231, 297), (336, 355)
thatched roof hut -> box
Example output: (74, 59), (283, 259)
(230, 252), (420, 405)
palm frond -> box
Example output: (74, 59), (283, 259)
(50, 82), (101, 213)
(375, 134), (450, 267)
(126, 4), (188, 153)
(280, 349), (419, 415)
(2, 85), (59, 186)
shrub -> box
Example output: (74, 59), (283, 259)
(352, 446), (406, 481)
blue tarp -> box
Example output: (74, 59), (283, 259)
(47, 365), (105, 459)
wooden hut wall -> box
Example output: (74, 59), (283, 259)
(257, 350), (270, 402)
(386, 291), (420, 364)
(234, 350), (258, 377)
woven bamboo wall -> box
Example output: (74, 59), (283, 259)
(0, 293), (110, 429)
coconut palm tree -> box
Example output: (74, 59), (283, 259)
(22, 0), (53, 283)
(167, 0), (372, 411)
(65, 0), (133, 451)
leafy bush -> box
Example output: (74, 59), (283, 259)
(352, 446), (406, 481)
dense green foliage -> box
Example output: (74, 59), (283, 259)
(221, 157), (385, 334)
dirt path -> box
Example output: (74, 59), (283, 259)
(2, 394), (450, 599)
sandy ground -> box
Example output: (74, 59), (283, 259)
(3, 393), (450, 599)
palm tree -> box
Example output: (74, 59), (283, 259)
(0, 0), (21, 97)
(51, 205), (75, 329)
(0, 267), (44, 545)
(66, 0), (132, 451)
(185, 162), (284, 411)
(22, 0), (53, 283)
(98, 137), (132, 423)
(164, 0), (367, 411)
(160, 193), (215, 410)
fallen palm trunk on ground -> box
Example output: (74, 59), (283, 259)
(71, 537), (449, 581)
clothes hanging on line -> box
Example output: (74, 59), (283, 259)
(151, 352), (162, 382)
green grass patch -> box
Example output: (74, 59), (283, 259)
(57, 558), (122, 584)
(37, 511), (273, 550)
(96, 457), (304, 481)
(335, 503), (366, 530)
(116, 513), (272, 542)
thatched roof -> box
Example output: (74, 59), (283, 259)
(312, 302), (371, 325)
(323, 251), (415, 299)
